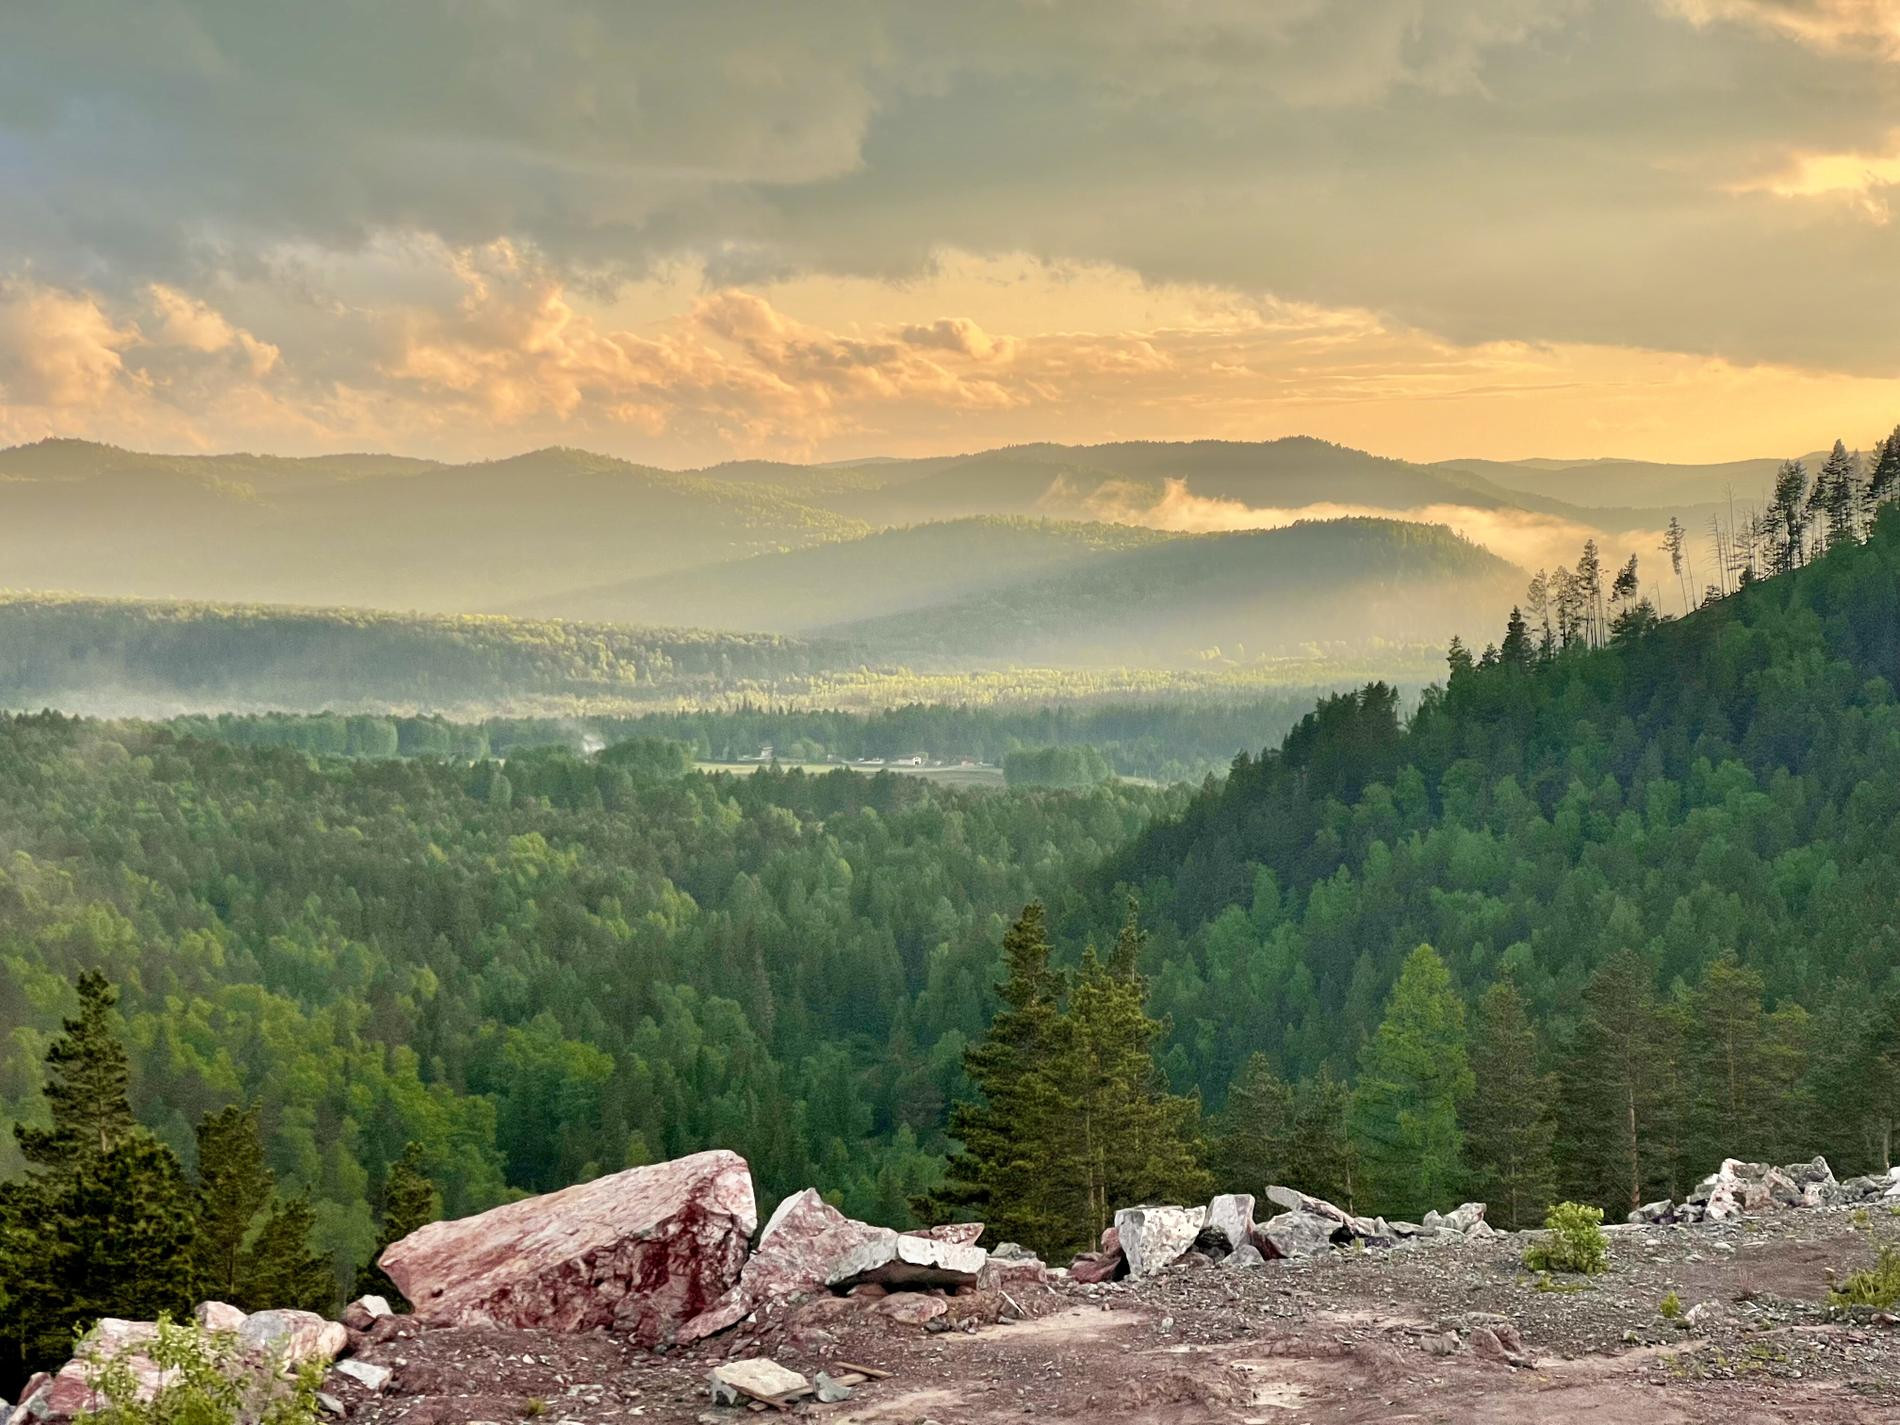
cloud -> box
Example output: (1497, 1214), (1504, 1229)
(1726, 127), (1900, 219)
(0, 283), (137, 407)
(1063, 475), (1669, 574)
(1668, 0), (1900, 56)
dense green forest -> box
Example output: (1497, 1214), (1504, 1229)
(8, 442), (1900, 1382)
(153, 695), (1328, 783)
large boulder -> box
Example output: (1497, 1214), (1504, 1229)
(9, 1322), (159, 1425)
(1257, 1211), (1337, 1260)
(679, 1188), (887, 1342)
(1203, 1194), (1255, 1255)
(906, 1222), (984, 1246)
(1114, 1205), (1205, 1277)
(380, 1148), (757, 1346)
(824, 1228), (986, 1290)
(236, 1311), (347, 1370)
(1264, 1185), (1352, 1229)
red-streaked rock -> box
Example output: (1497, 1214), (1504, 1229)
(236, 1310), (347, 1369)
(679, 1188), (887, 1343)
(9, 1321), (159, 1424)
(194, 1301), (247, 1333)
(380, 1149), (757, 1346)
(823, 1229), (986, 1289)
(874, 1294), (949, 1326)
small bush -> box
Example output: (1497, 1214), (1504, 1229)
(1522, 1201), (1609, 1276)
(76, 1315), (320, 1425)
(1659, 1290), (1683, 1320)
(1830, 1246), (1900, 1310)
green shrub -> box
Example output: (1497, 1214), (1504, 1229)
(1659, 1290), (1683, 1320)
(1830, 1246), (1900, 1310)
(1522, 1202), (1609, 1276)
(76, 1316), (320, 1425)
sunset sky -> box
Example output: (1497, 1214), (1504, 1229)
(4, 0), (1900, 465)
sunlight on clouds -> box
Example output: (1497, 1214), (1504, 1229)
(1668, 0), (1900, 55)
(1727, 129), (1900, 219)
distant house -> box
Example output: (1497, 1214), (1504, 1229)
(894, 753), (926, 767)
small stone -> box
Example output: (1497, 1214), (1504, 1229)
(316, 1394), (346, 1417)
(813, 1373), (852, 1404)
(330, 1360), (392, 1394)
(707, 1360), (808, 1406)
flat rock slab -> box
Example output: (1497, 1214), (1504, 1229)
(380, 1148), (757, 1346)
(237, 1310), (347, 1369)
(708, 1359), (809, 1406)
(826, 1229), (987, 1289)
(1204, 1194), (1255, 1253)
(1114, 1206), (1205, 1277)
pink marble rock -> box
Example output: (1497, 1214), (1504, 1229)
(904, 1222), (984, 1246)
(679, 1187), (887, 1342)
(380, 1148), (758, 1346)
(9, 1321), (160, 1425)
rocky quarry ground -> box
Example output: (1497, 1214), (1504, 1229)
(12, 1151), (1900, 1425)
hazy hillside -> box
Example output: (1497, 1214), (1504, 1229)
(1434, 451), (1832, 512)
(0, 442), (866, 611)
(0, 596), (845, 714)
(521, 517), (1176, 629)
(829, 518), (1523, 665)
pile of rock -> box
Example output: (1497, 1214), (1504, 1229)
(7, 1302), (359, 1425)
(377, 1150), (1046, 1350)
(1067, 1186), (1495, 1280)
(1628, 1156), (1900, 1226)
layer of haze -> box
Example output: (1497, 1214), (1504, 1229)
(3, 2), (1900, 465)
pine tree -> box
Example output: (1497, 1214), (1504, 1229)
(1575, 541), (1604, 647)
(195, 1104), (273, 1304)
(16, 971), (137, 1170)
(1056, 906), (1211, 1246)
(1460, 982), (1555, 1230)
(242, 1198), (336, 1313)
(1284, 1067), (1357, 1208)
(1865, 426), (1900, 520)
(355, 1143), (441, 1308)
(1554, 950), (1684, 1212)
(919, 904), (1069, 1252)
(1349, 945), (1473, 1219)
(1769, 459), (1809, 572)
(1499, 607), (1532, 670)
(1662, 517), (1689, 614)
(1821, 440), (1861, 546)
(3, 971), (199, 1377)
(1214, 1052), (1294, 1191)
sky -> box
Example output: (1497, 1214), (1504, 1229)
(3, 0), (1900, 467)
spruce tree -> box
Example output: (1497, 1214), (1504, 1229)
(1284, 1067), (1358, 1207)
(16, 971), (137, 1170)
(195, 1104), (273, 1303)
(1214, 1052), (1294, 1191)
(356, 1142), (441, 1308)
(4, 971), (199, 1375)
(1460, 981), (1555, 1230)
(242, 1198), (337, 1313)
(1555, 950), (1685, 1212)
(1055, 906), (1211, 1247)
(1349, 945), (1473, 1219)
(917, 905), (1068, 1252)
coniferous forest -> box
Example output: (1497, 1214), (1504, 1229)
(6, 457), (1900, 1389)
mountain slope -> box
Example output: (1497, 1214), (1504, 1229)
(827, 518), (1524, 665)
(0, 441), (866, 610)
(1096, 504), (1900, 1202)
(518, 517), (1176, 629)
(1434, 451), (1832, 512)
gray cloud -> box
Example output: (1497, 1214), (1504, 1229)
(4, 0), (1900, 423)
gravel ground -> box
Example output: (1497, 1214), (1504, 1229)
(338, 1206), (1900, 1425)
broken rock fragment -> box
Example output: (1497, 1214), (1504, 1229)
(1114, 1205), (1205, 1277)
(826, 1228), (986, 1289)
(379, 1148), (758, 1346)
(708, 1359), (808, 1407)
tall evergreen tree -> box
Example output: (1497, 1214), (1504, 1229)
(1769, 459), (1809, 571)
(1555, 951), (1685, 1212)
(1350, 945), (1472, 1219)
(1460, 981), (1555, 1230)
(1214, 1052), (1293, 1192)
(242, 1197), (336, 1313)
(1284, 1067), (1358, 1208)
(15, 971), (137, 1170)
(355, 1143), (441, 1308)
(1865, 426), (1900, 519)
(1055, 906), (1211, 1246)
(195, 1104), (274, 1304)
(919, 904), (1068, 1252)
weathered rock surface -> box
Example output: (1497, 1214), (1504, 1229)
(1221, 1242), (1267, 1270)
(905, 1222), (984, 1246)
(874, 1293), (949, 1325)
(9, 1321), (160, 1424)
(330, 1360), (392, 1393)
(237, 1310), (348, 1369)
(379, 1148), (757, 1346)
(679, 1187), (886, 1342)
(708, 1359), (807, 1406)
(1203, 1193), (1255, 1255)
(1257, 1210), (1337, 1260)
(1114, 1205), (1205, 1277)
(193, 1301), (247, 1333)
(824, 1228), (987, 1289)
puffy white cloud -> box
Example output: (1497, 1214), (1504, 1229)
(0, 283), (137, 407)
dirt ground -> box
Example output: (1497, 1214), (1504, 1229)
(338, 1207), (1900, 1425)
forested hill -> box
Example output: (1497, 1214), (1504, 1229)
(1104, 504), (1900, 1206)
(828, 518), (1522, 664)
